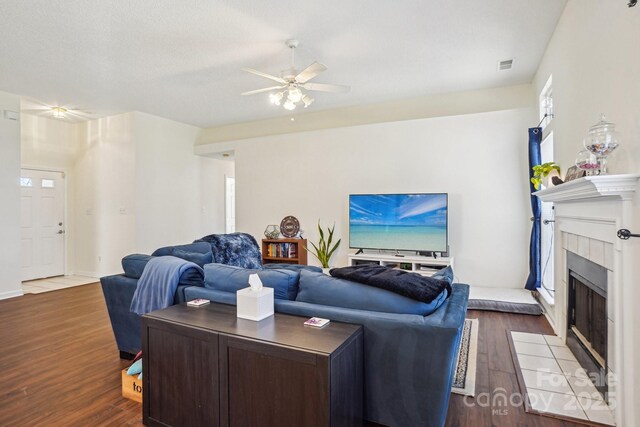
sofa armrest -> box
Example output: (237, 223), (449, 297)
(101, 273), (205, 355)
(275, 283), (470, 427)
(101, 274), (142, 354)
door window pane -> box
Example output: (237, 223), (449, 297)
(20, 177), (33, 187)
(41, 179), (55, 188)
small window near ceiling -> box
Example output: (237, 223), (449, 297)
(20, 177), (33, 187)
(41, 179), (55, 188)
(539, 75), (553, 129)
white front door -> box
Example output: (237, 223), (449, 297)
(20, 169), (65, 281)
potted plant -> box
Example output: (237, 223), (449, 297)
(531, 162), (561, 190)
(306, 222), (341, 273)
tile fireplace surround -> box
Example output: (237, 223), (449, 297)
(535, 174), (640, 427)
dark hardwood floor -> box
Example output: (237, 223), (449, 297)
(0, 284), (581, 426)
(0, 283), (143, 426)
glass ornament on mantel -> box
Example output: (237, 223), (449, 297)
(583, 114), (621, 175)
(575, 150), (600, 176)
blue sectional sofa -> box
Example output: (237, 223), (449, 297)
(101, 235), (469, 427)
(101, 233), (263, 357)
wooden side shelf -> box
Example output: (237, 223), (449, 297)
(262, 238), (307, 265)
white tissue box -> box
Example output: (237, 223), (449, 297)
(237, 287), (274, 321)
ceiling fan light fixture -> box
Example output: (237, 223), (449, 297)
(287, 87), (303, 103)
(52, 107), (67, 119)
(269, 92), (284, 105)
(283, 99), (296, 110)
(302, 95), (314, 108)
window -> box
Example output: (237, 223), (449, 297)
(539, 75), (553, 129)
(20, 177), (33, 187)
(41, 179), (55, 188)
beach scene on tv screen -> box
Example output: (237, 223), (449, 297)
(349, 194), (447, 251)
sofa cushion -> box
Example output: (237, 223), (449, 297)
(176, 266), (205, 287)
(296, 270), (448, 316)
(121, 254), (204, 287)
(171, 249), (213, 268)
(152, 242), (212, 257)
(122, 254), (152, 279)
(204, 263), (299, 300)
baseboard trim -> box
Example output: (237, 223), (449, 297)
(74, 271), (101, 279)
(0, 289), (25, 300)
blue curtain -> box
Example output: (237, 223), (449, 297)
(525, 128), (542, 290)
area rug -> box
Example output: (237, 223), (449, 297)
(467, 287), (543, 315)
(451, 318), (479, 396)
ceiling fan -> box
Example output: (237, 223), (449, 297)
(241, 39), (350, 110)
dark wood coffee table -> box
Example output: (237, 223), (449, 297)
(142, 302), (363, 427)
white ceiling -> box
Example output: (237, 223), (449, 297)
(0, 0), (566, 128)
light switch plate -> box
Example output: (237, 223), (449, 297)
(3, 110), (19, 121)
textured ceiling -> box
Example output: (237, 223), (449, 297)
(0, 0), (566, 127)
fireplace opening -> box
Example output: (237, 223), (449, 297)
(566, 252), (608, 398)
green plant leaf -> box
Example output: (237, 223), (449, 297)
(309, 221), (341, 268)
(306, 242), (321, 261)
(327, 238), (341, 260)
(326, 224), (334, 251)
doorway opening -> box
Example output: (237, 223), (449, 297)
(225, 175), (236, 234)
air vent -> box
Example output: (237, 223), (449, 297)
(498, 59), (514, 71)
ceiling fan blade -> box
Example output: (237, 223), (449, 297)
(302, 82), (351, 93)
(241, 86), (286, 96)
(241, 68), (286, 84)
(295, 62), (327, 83)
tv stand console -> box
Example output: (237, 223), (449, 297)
(347, 253), (453, 277)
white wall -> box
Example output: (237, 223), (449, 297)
(226, 107), (534, 288)
(21, 114), (79, 273)
(534, 1), (639, 175)
(533, 1), (640, 424)
(74, 113), (137, 277)
(70, 111), (232, 276)
(134, 112), (234, 253)
(0, 91), (23, 299)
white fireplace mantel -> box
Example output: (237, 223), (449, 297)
(533, 173), (640, 202)
(533, 173), (640, 426)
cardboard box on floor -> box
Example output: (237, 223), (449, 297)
(121, 369), (142, 403)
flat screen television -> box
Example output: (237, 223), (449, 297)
(349, 193), (448, 253)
